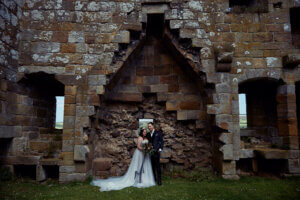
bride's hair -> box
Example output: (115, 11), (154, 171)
(139, 128), (146, 137)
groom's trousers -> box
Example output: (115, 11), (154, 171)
(151, 152), (161, 184)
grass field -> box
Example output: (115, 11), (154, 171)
(240, 115), (247, 129)
(55, 122), (63, 129)
(0, 176), (299, 200)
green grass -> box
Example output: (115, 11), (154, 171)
(239, 115), (247, 129)
(0, 176), (299, 200)
(55, 122), (63, 129)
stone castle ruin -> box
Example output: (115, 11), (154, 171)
(0, 0), (300, 182)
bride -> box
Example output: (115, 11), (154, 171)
(91, 128), (156, 191)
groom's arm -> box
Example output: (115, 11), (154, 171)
(158, 131), (164, 151)
(160, 131), (164, 150)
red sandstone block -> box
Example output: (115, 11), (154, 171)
(62, 0), (74, 10)
(29, 141), (49, 153)
(153, 64), (171, 75)
(180, 101), (201, 110)
(247, 24), (266, 33)
(65, 95), (76, 104)
(95, 170), (109, 178)
(142, 76), (159, 85)
(56, 75), (85, 85)
(150, 84), (168, 93)
(166, 100), (180, 111)
(160, 75), (178, 84)
(64, 104), (76, 116)
(274, 33), (292, 42)
(75, 163), (87, 173)
(136, 67), (153, 76)
(263, 50), (281, 57)
(132, 76), (143, 85)
(85, 34), (96, 44)
(168, 84), (179, 92)
(60, 22), (75, 31)
(52, 32), (68, 43)
(108, 93), (142, 102)
(253, 32), (273, 42)
(87, 95), (100, 105)
(62, 129), (74, 140)
(62, 152), (74, 165)
(65, 86), (77, 96)
(138, 85), (151, 93)
(160, 54), (175, 65)
(93, 158), (113, 171)
(230, 24), (242, 32)
(266, 24), (284, 32)
(61, 43), (76, 53)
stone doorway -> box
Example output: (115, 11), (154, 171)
(2, 72), (64, 181)
(91, 13), (212, 178)
(239, 79), (279, 149)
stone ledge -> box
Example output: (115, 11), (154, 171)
(0, 156), (40, 165)
(0, 126), (21, 138)
(254, 148), (291, 159)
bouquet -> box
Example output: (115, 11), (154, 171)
(141, 139), (155, 156)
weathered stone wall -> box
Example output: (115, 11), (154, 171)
(93, 97), (211, 177)
(0, 1), (63, 178)
(0, 0), (23, 138)
(0, 0), (299, 181)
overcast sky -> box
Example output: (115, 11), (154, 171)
(56, 96), (64, 123)
(239, 94), (246, 115)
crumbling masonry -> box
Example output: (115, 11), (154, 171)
(0, 0), (300, 182)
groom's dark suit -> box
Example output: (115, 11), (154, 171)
(147, 129), (164, 185)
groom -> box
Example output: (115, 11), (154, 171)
(147, 122), (164, 186)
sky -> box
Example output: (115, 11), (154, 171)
(55, 95), (247, 123)
(55, 96), (64, 123)
(239, 94), (247, 115)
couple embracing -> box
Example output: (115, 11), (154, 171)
(91, 122), (164, 192)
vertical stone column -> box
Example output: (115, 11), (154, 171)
(59, 85), (77, 182)
(277, 84), (299, 150)
(73, 84), (97, 178)
(207, 73), (239, 180)
(277, 82), (300, 175)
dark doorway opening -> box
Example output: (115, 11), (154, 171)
(296, 82), (300, 149)
(43, 165), (59, 179)
(146, 14), (165, 39)
(290, 7), (300, 48)
(239, 79), (279, 148)
(14, 165), (36, 179)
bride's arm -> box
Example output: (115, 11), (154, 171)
(137, 136), (143, 151)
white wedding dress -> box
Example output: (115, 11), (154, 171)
(91, 140), (155, 192)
